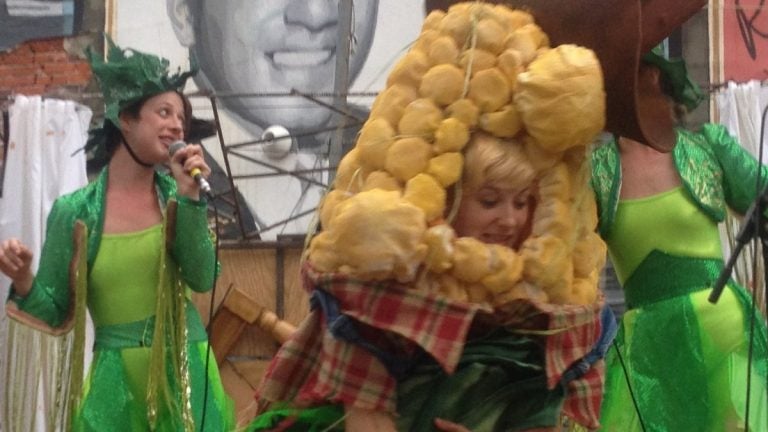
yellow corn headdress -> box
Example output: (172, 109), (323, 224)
(308, 2), (607, 307)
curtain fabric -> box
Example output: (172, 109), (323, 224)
(715, 80), (768, 312)
(0, 95), (92, 432)
(716, 80), (768, 161)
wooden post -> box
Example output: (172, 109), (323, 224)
(209, 285), (297, 364)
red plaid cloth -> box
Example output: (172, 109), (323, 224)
(257, 263), (605, 429)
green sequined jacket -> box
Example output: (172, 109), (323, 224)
(591, 123), (768, 239)
(10, 168), (216, 329)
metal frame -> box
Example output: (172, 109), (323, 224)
(188, 0), (369, 244)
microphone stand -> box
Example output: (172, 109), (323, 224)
(709, 187), (768, 304)
(713, 103), (768, 306)
(708, 184), (768, 432)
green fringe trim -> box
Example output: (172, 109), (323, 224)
(146, 214), (195, 431)
(68, 221), (89, 429)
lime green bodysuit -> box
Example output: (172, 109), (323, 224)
(606, 187), (722, 285)
(74, 224), (232, 431)
(591, 125), (768, 431)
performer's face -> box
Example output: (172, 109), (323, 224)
(120, 91), (187, 164)
(452, 183), (533, 250)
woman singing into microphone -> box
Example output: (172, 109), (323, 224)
(0, 38), (234, 431)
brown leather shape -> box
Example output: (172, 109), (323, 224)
(424, 0), (706, 152)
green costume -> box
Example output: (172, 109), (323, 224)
(591, 124), (768, 431)
(9, 169), (234, 431)
(246, 331), (566, 432)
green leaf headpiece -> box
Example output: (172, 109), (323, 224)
(89, 36), (195, 127)
(84, 36), (196, 169)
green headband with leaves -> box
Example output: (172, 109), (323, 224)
(84, 36), (197, 168)
(89, 36), (195, 128)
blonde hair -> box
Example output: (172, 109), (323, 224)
(461, 133), (536, 192)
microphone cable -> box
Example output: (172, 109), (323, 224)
(198, 187), (220, 432)
(159, 152), (219, 431)
(612, 340), (647, 432)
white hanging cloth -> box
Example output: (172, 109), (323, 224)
(0, 95), (92, 432)
(716, 80), (768, 161)
(0, 95), (91, 290)
(715, 81), (768, 311)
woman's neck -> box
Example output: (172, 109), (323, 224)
(103, 151), (162, 233)
(617, 136), (681, 199)
(107, 148), (156, 192)
(109, 146), (155, 180)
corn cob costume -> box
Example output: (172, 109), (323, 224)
(4, 40), (234, 431)
(252, 3), (613, 431)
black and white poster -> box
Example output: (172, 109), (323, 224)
(114, 0), (425, 239)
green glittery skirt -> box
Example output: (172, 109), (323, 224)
(599, 251), (768, 431)
(71, 310), (234, 431)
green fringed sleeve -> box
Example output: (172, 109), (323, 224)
(13, 198), (79, 327)
(171, 195), (219, 292)
(700, 123), (768, 214)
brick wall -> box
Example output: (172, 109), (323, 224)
(0, 37), (92, 96)
(0, 37), (97, 190)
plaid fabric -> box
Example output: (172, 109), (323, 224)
(257, 263), (605, 428)
(257, 310), (400, 412)
(564, 360), (605, 430)
(544, 301), (605, 430)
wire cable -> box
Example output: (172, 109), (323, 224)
(612, 341), (648, 432)
(743, 101), (768, 431)
(198, 189), (220, 432)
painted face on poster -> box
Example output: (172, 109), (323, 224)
(167, 0), (380, 142)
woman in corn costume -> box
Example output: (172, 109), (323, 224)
(0, 39), (234, 431)
(251, 3), (612, 431)
(592, 48), (768, 431)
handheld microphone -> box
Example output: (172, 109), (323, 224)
(168, 140), (212, 195)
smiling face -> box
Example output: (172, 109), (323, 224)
(119, 91), (187, 165)
(191, 0), (379, 132)
(451, 133), (537, 250)
(453, 184), (533, 249)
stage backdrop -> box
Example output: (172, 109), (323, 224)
(111, 0), (425, 240)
